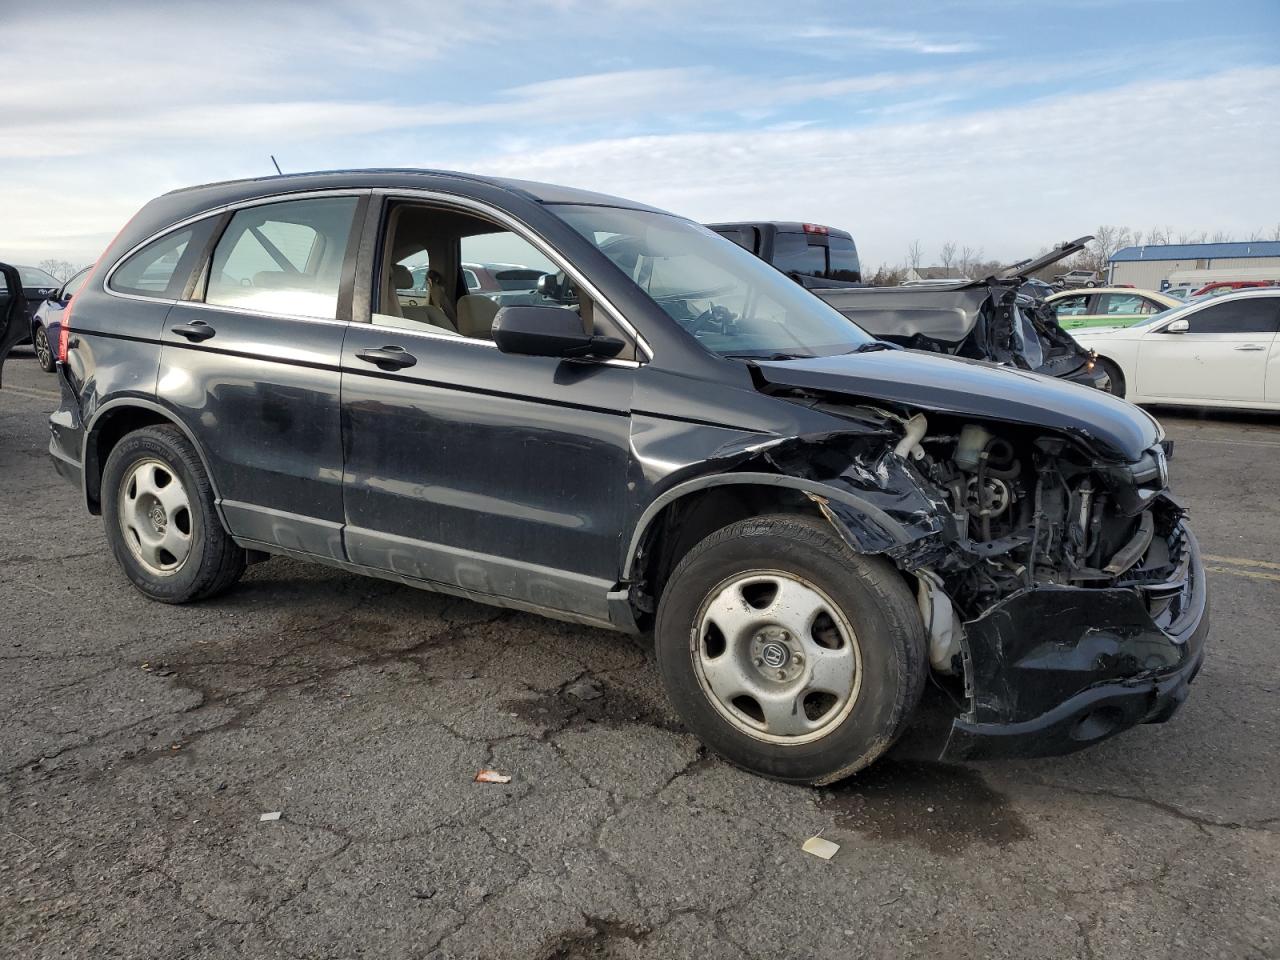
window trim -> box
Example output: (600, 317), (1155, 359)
(363, 188), (652, 362)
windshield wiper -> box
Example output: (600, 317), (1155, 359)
(723, 352), (809, 361)
(848, 341), (897, 353)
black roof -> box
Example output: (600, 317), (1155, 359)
(163, 168), (661, 211)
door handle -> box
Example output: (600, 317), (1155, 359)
(172, 321), (215, 342)
(1234, 344), (1266, 351)
(355, 346), (417, 370)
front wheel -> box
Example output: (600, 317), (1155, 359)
(1097, 357), (1126, 398)
(101, 425), (246, 603)
(33, 325), (55, 372)
(655, 515), (927, 784)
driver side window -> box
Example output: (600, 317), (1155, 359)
(373, 201), (636, 359)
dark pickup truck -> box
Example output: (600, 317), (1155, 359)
(709, 221), (861, 284)
(709, 223), (1107, 391)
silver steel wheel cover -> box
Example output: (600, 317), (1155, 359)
(691, 570), (862, 745)
(117, 458), (194, 576)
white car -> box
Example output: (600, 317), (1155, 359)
(1072, 289), (1280, 409)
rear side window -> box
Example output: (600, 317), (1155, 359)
(827, 235), (860, 282)
(110, 221), (215, 299)
(1185, 298), (1280, 334)
(205, 196), (359, 320)
(772, 233), (825, 277)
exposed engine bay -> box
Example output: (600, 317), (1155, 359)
(734, 386), (1203, 757)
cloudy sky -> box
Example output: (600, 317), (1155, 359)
(3, 0), (1278, 269)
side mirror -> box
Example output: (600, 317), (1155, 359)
(492, 305), (625, 360)
(1164, 318), (1189, 334)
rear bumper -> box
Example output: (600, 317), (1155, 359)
(942, 522), (1208, 761)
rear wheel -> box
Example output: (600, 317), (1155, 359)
(1098, 357), (1126, 398)
(655, 514), (927, 784)
(33, 325), (55, 372)
(101, 425), (245, 603)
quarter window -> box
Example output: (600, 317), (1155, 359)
(205, 196), (359, 320)
(111, 221), (216, 299)
(1184, 299), (1280, 335)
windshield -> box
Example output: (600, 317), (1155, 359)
(554, 205), (874, 359)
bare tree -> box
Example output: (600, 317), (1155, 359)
(1271, 223), (1280, 241)
(1209, 230), (1232, 243)
(906, 239), (924, 274)
(938, 241), (957, 277)
(1085, 226), (1133, 275)
(38, 259), (78, 282)
(959, 245), (981, 277)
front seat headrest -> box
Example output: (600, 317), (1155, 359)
(392, 264), (414, 290)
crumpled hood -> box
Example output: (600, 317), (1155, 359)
(756, 349), (1160, 461)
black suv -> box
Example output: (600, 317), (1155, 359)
(47, 170), (1207, 784)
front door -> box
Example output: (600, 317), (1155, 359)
(1137, 297), (1280, 402)
(339, 198), (637, 623)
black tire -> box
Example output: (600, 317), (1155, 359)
(101, 425), (245, 603)
(1097, 357), (1126, 398)
(33, 325), (55, 372)
(654, 514), (928, 785)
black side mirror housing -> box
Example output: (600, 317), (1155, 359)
(492, 305), (625, 360)
(536, 273), (562, 301)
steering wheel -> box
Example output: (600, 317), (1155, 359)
(687, 304), (736, 334)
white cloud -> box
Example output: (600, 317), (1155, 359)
(471, 67), (1280, 267)
(789, 25), (981, 54)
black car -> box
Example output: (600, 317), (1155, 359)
(43, 170), (1207, 784)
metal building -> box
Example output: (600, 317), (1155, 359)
(1108, 241), (1280, 291)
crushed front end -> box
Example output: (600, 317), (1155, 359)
(756, 400), (1209, 761)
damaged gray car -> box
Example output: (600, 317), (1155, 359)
(49, 171), (1207, 784)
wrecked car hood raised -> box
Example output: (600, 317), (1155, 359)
(756, 350), (1159, 461)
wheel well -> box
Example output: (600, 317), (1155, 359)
(1097, 355), (1126, 395)
(633, 484), (824, 625)
(84, 407), (177, 514)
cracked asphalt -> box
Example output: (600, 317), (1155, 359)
(2, 352), (1278, 959)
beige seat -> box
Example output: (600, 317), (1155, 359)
(390, 264), (454, 331)
(456, 294), (500, 339)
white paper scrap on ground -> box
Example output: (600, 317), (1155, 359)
(802, 835), (840, 860)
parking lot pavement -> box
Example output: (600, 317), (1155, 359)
(1, 350), (1277, 960)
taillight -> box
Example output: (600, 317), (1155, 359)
(57, 299), (74, 363)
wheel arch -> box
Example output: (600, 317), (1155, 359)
(622, 473), (914, 623)
(82, 399), (224, 518)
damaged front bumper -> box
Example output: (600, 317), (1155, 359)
(941, 521), (1208, 761)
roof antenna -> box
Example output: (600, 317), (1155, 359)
(270, 155), (283, 175)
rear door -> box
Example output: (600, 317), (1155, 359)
(1137, 297), (1280, 402)
(158, 192), (366, 557)
(1050, 292), (1096, 329)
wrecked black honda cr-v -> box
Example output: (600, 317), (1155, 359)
(49, 171), (1207, 784)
